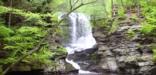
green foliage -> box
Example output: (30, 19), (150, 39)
(3, 26), (45, 56)
(17, 26), (44, 36)
(0, 25), (66, 70)
(77, 0), (112, 18)
(0, 0), (3, 5)
(118, 7), (125, 17)
(126, 29), (136, 39)
(92, 18), (112, 32)
(23, 44), (54, 68)
(0, 6), (9, 14)
(0, 66), (2, 75)
(53, 47), (66, 56)
(1, 0), (54, 13)
(153, 49), (156, 61)
(0, 23), (14, 38)
(0, 3), (66, 71)
(0, 26), (45, 66)
(140, 0), (156, 62)
(0, 6), (54, 26)
(0, 57), (17, 65)
(140, 1), (156, 37)
(141, 24), (156, 35)
(108, 19), (119, 34)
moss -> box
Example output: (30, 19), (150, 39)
(90, 53), (98, 60)
(108, 19), (119, 35)
(153, 49), (156, 61)
(0, 66), (2, 75)
(126, 29), (136, 39)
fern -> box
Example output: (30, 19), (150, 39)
(17, 26), (41, 34)
(0, 6), (9, 14)
(0, 5), (65, 70)
(0, 24), (14, 38)
(23, 45), (54, 66)
(0, 57), (17, 65)
(4, 36), (34, 43)
(140, 1), (156, 37)
(140, 22), (156, 37)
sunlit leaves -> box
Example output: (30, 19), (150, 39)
(141, 24), (156, 35)
(17, 26), (41, 34)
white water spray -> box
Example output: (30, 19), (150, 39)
(62, 13), (96, 74)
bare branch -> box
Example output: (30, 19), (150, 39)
(73, 0), (79, 7)
(81, 0), (97, 5)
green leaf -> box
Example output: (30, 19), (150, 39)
(0, 24), (14, 37)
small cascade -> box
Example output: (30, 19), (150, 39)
(61, 13), (96, 74)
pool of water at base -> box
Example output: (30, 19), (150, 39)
(6, 71), (141, 75)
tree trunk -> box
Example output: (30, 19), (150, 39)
(8, 0), (13, 27)
(111, 0), (113, 18)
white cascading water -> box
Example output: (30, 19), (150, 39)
(63, 13), (96, 74)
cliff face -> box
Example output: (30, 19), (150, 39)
(92, 21), (156, 75)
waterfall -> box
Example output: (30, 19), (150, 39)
(61, 13), (96, 74)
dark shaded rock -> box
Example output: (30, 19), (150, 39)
(12, 64), (31, 71)
(0, 51), (8, 58)
(148, 66), (156, 75)
(66, 44), (100, 71)
(6, 70), (43, 75)
(141, 46), (153, 54)
(65, 62), (77, 73)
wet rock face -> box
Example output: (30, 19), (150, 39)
(66, 45), (100, 71)
(92, 24), (155, 74)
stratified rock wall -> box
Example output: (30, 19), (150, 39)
(93, 22), (156, 75)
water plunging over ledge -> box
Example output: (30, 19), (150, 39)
(62, 13), (97, 74)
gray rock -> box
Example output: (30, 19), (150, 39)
(65, 62), (76, 72)
(103, 50), (114, 57)
(106, 57), (118, 72)
(98, 45), (108, 51)
(138, 61), (154, 67)
(112, 48), (128, 55)
(117, 56), (127, 62)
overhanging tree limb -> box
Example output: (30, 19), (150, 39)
(2, 0), (97, 75)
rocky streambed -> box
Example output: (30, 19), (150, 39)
(41, 23), (156, 75)
(54, 23), (156, 75)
